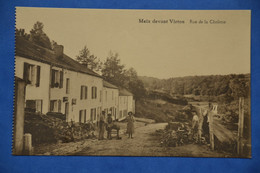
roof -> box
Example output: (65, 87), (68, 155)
(15, 36), (102, 78)
(119, 88), (133, 96)
(103, 81), (118, 89)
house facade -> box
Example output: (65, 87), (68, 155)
(49, 66), (103, 123)
(102, 81), (119, 120)
(15, 36), (135, 124)
(15, 36), (103, 123)
(15, 56), (51, 114)
(118, 88), (135, 120)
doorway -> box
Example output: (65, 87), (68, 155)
(65, 102), (69, 121)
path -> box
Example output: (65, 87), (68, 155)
(36, 122), (232, 157)
(74, 123), (167, 156)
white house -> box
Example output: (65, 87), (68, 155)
(15, 36), (103, 123)
(118, 88), (134, 120)
(102, 81), (119, 120)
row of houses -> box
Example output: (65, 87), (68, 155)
(15, 36), (135, 123)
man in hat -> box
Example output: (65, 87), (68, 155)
(106, 112), (113, 140)
(98, 111), (106, 140)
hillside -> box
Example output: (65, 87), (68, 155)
(139, 74), (250, 102)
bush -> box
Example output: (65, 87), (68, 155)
(24, 112), (96, 145)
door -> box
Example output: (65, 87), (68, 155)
(65, 102), (69, 121)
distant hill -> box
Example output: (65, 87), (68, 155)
(139, 74), (250, 102)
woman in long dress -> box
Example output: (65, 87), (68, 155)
(126, 112), (135, 139)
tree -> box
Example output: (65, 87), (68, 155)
(101, 52), (126, 87)
(229, 77), (249, 99)
(29, 21), (52, 49)
(76, 46), (102, 72)
(124, 68), (146, 99)
(15, 28), (30, 40)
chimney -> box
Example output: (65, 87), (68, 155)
(53, 45), (64, 59)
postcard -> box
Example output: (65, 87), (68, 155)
(13, 7), (251, 157)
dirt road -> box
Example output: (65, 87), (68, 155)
(74, 123), (167, 156)
(36, 122), (231, 157)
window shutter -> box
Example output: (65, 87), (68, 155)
(23, 62), (29, 83)
(50, 101), (54, 112)
(59, 71), (63, 88)
(91, 109), (93, 121)
(100, 90), (102, 102)
(66, 78), (70, 94)
(79, 111), (82, 123)
(36, 66), (41, 87)
(84, 110), (86, 123)
(58, 100), (61, 112)
(91, 87), (94, 99)
(80, 86), (83, 100)
(85, 86), (88, 99)
(51, 69), (55, 88)
(94, 108), (96, 120)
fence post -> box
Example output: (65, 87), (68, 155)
(208, 110), (214, 150)
(13, 78), (26, 155)
(237, 97), (244, 155)
(24, 133), (33, 155)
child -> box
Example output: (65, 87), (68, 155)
(126, 112), (135, 139)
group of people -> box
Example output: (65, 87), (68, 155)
(191, 104), (211, 144)
(98, 111), (135, 140)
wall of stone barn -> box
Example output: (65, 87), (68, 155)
(15, 56), (50, 114)
(50, 67), (103, 122)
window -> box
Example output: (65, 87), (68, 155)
(79, 109), (86, 123)
(120, 111), (122, 118)
(123, 110), (127, 117)
(112, 91), (114, 100)
(110, 107), (113, 116)
(35, 100), (42, 113)
(51, 69), (63, 88)
(23, 63), (41, 87)
(97, 110), (99, 121)
(91, 108), (96, 121)
(50, 100), (61, 112)
(25, 100), (42, 113)
(58, 100), (61, 113)
(100, 90), (102, 102)
(66, 78), (70, 94)
(97, 107), (100, 120)
(105, 91), (107, 102)
(91, 86), (97, 99)
(80, 86), (88, 100)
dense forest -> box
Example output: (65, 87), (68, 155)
(139, 74), (250, 103)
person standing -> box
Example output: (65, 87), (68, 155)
(191, 111), (199, 142)
(106, 113), (113, 140)
(126, 112), (135, 139)
(98, 111), (106, 140)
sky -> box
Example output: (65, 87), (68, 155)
(16, 8), (251, 79)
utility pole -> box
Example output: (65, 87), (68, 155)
(208, 105), (214, 150)
(237, 97), (245, 156)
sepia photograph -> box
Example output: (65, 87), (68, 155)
(13, 8), (251, 158)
